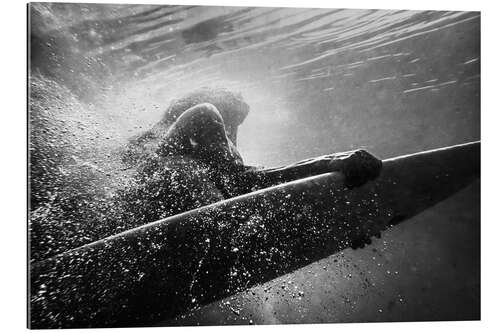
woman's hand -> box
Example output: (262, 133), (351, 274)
(328, 149), (383, 188)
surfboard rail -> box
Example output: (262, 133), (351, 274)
(29, 141), (480, 328)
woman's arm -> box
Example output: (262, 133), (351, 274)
(230, 149), (383, 195)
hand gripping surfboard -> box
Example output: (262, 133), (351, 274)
(29, 141), (480, 328)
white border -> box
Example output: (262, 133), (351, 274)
(2, 0), (498, 332)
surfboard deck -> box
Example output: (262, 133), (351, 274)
(29, 141), (480, 328)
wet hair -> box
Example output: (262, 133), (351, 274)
(160, 87), (250, 143)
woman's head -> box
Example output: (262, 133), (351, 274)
(161, 87), (250, 145)
(123, 87), (250, 166)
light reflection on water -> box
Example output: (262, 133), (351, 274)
(30, 4), (479, 166)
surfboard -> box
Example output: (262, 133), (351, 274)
(29, 141), (480, 328)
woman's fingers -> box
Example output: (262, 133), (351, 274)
(331, 149), (382, 188)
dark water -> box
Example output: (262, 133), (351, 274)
(29, 3), (480, 324)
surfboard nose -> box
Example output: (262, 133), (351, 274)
(379, 141), (480, 226)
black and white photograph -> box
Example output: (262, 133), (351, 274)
(27, 1), (481, 329)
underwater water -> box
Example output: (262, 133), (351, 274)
(29, 3), (480, 325)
